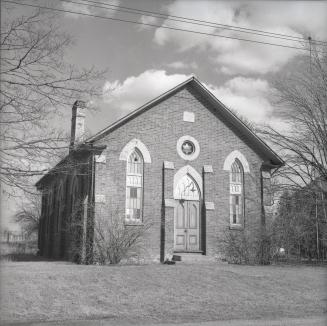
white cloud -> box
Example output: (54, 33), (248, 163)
(153, 1), (327, 74)
(209, 77), (274, 124)
(138, 15), (158, 30)
(166, 61), (198, 70)
(62, 0), (120, 19)
(87, 70), (191, 131)
(103, 70), (191, 111)
(88, 70), (287, 133)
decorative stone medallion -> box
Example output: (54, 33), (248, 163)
(176, 135), (200, 161)
(181, 140), (195, 155)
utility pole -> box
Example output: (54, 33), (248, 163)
(308, 36), (312, 73)
(316, 192), (320, 261)
(308, 35), (320, 261)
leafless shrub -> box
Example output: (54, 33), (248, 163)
(93, 213), (152, 265)
(219, 225), (268, 265)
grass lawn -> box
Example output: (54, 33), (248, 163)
(0, 261), (326, 324)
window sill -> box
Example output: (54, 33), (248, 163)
(124, 219), (144, 226)
(229, 224), (243, 230)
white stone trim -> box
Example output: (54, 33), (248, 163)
(173, 165), (202, 199)
(203, 165), (213, 173)
(183, 111), (195, 123)
(205, 202), (215, 210)
(164, 161), (175, 170)
(165, 198), (176, 207)
(223, 150), (250, 172)
(262, 171), (271, 178)
(119, 138), (152, 163)
(95, 153), (106, 163)
(176, 135), (200, 161)
(95, 194), (105, 203)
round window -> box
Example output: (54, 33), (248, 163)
(181, 140), (195, 155)
(176, 135), (200, 161)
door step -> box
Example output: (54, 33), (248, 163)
(172, 253), (216, 263)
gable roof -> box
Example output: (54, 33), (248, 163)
(36, 76), (284, 188)
(86, 76), (284, 167)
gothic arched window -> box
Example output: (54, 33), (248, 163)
(126, 149), (143, 221)
(230, 159), (244, 225)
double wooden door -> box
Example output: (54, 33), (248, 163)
(174, 200), (200, 252)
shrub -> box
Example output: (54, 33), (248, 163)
(93, 215), (152, 265)
(219, 227), (271, 265)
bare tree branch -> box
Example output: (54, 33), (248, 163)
(0, 7), (106, 193)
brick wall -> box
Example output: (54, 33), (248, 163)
(92, 84), (266, 262)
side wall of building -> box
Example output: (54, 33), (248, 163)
(38, 153), (92, 262)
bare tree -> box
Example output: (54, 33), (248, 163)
(257, 47), (327, 262)
(229, 107), (257, 133)
(0, 7), (105, 193)
(259, 48), (327, 194)
(14, 193), (41, 237)
(271, 189), (327, 262)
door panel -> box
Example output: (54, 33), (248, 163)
(176, 235), (185, 245)
(186, 201), (199, 251)
(174, 200), (200, 251)
(176, 203), (185, 229)
(188, 203), (198, 229)
(174, 201), (186, 251)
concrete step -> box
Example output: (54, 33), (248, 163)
(173, 253), (217, 263)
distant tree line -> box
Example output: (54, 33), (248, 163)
(271, 184), (327, 262)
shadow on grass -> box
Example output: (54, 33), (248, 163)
(0, 253), (61, 262)
(0, 241), (62, 262)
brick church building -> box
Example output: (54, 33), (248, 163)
(36, 76), (283, 263)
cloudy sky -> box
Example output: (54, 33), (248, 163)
(6, 0), (327, 132)
(2, 0), (327, 228)
(54, 0), (327, 133)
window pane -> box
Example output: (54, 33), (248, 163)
(127, 151), (143, 175)
(231, 161), (242, 183)
(126, 150), (143, 220)
(232, 196), (237, 224)
(130, 187), (137, 198)
(231, 195), (243, 224)
(230, 160), (244, 225)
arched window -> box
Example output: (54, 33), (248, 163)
(126, 149), (143, 221)
(230, 159), (244, 225)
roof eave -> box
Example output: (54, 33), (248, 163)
(190, 78), (284, 166)
(35, 144), (106, 189)
(86, 76), (197, 143)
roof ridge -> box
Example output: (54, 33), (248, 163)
(36, 76), (284, 187)
(86, 75), (195, 143)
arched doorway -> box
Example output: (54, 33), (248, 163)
(174, 174), (201, 252)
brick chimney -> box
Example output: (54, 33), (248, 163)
(70, 100), (86, 151)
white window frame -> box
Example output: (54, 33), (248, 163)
(229, 159), (244, 227)
(125, 149), (144, 223)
